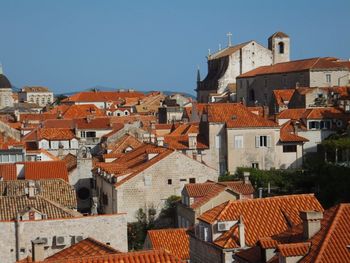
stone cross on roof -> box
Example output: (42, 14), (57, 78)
(226, 32), (232, 47)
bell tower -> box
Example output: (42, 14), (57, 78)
(268, 32), (290, 64)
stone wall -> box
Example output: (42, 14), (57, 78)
(114, 151), (218, 222)
(190, 235), (223, 263)
(0, 214), (127, 263)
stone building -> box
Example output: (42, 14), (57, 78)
(0, 179), (127, 263)
(189, 194), (323, 263)
(198, 103), (307, 174)
(93, 144), (218, 222)
(177, 177), (254, 228)
(197, 32), (290, 103)
(0, 69), (14, 109)
(18, 86), (54, 107)
(234, 204), (350, 263)
(236, 57), (350, 108)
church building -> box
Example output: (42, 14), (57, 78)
(196, 32), (290, 103)
(0, 66), (14, 109)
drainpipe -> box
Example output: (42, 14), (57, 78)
(15, 215), (20, 261)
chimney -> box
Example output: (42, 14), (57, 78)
(188, 133), (197, 149)
(243, 172), (250, 184)
(26, 180), (37, 198)
(157, 136), (164, 147)
(239, 216), (245, 248)
(32, 239), (46, 261)
(262, 106), (269, 119)
(258, 187), (263, 198)
(300, 211), (323, 239)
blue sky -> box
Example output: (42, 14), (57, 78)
(0, 0), (349, 95)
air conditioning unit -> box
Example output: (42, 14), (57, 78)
(75, 236), (84, 243)
(55, 236), (66, 246)
(217, 221), (230, 231)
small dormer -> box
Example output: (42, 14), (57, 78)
(18, 207), (47, 221)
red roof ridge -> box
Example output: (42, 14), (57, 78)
(313, 203), (349, 262)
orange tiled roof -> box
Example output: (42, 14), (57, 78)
(24, 161), (69, 182)
(273, 89), (295, 106)
(280, 121), (308, 143)
(277, 242), (311, 257)
(198, 194), (323, 248)
(185, 181), (254, 209)
(74, 117), (113, 130)
(238, 57), (349, 78)
(107, 134), (144, 153)
(0, 179), (77, 209)
(23, 128), (76, 141)
(95, 144), (174, 187)
(62, 91), (145, 103)
(62, 153), (78, 172)
(0, 195), (81, 221)
(45, 237), (119, 261)
(206, 103), (278, 128)
(278, 109), (308, 120)
(147, 228), (190, 260)
(32, 250), (183, 263)
(19, 113), (57, 122)
(238, 203), (350, 263)
(0, 163), (17, 180)
(47, 104), (105, 119)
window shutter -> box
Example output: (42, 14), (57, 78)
(255, 136), (260, 148)
(267, 136), (272, 147)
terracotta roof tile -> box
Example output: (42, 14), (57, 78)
(0, 195), (81, 221)
(238, 57), (349, 78)
(45, 237), (119, 261)
(24, 161), (69, 182)
(36, 250), (183, 263)
(62, 91), (145, 103)
(273, 89), (295, 106)
(280, 121), (308, 142)
(23, 128), (76, 141)
(0, 179), (77, 209)
(206, 103), (278, 128)
(107, 134), (144, 153)
(62, 153), (78, 172)
(0, 163), (17, 180)
(198, 194), (323, 248)
(147, 228), (190, 260)
(185, 181), (254, 209)
(95, 144), (174, 187)
(48, 104), (105, 119)
(277, 242), (311, 257)
(209, 41), (252, 60)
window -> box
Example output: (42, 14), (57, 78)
(102, 193), (108, 205)
(249, 89), (255, 101)
(215, 135), (221, 149)
(264, 79), (268, 88)
(283, 145), (297, 152)
(278, 42), (284, 54)
(180, 179), (187, 182)
(308, 121), (320, 130)
(326, 74), (331, 83)
(36, 155), (42, 161)
(234, 135), (243, 149)
(80, 131), (86, 138)
(189, 178), (196, 184)
(252, 162), (259, 169)
(320, 121), (331, 130)
(168, 179), (172, 185)
(256, 135), (271, 148)
(86, 131), (96, 138)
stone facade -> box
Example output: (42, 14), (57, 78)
(95, 151), (218, 222)
(237, 68), (349, 108)
(0, 214), (127, 263)
(197, 32), (290, 103)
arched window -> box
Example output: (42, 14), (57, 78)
(278, 42), (284, 54)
